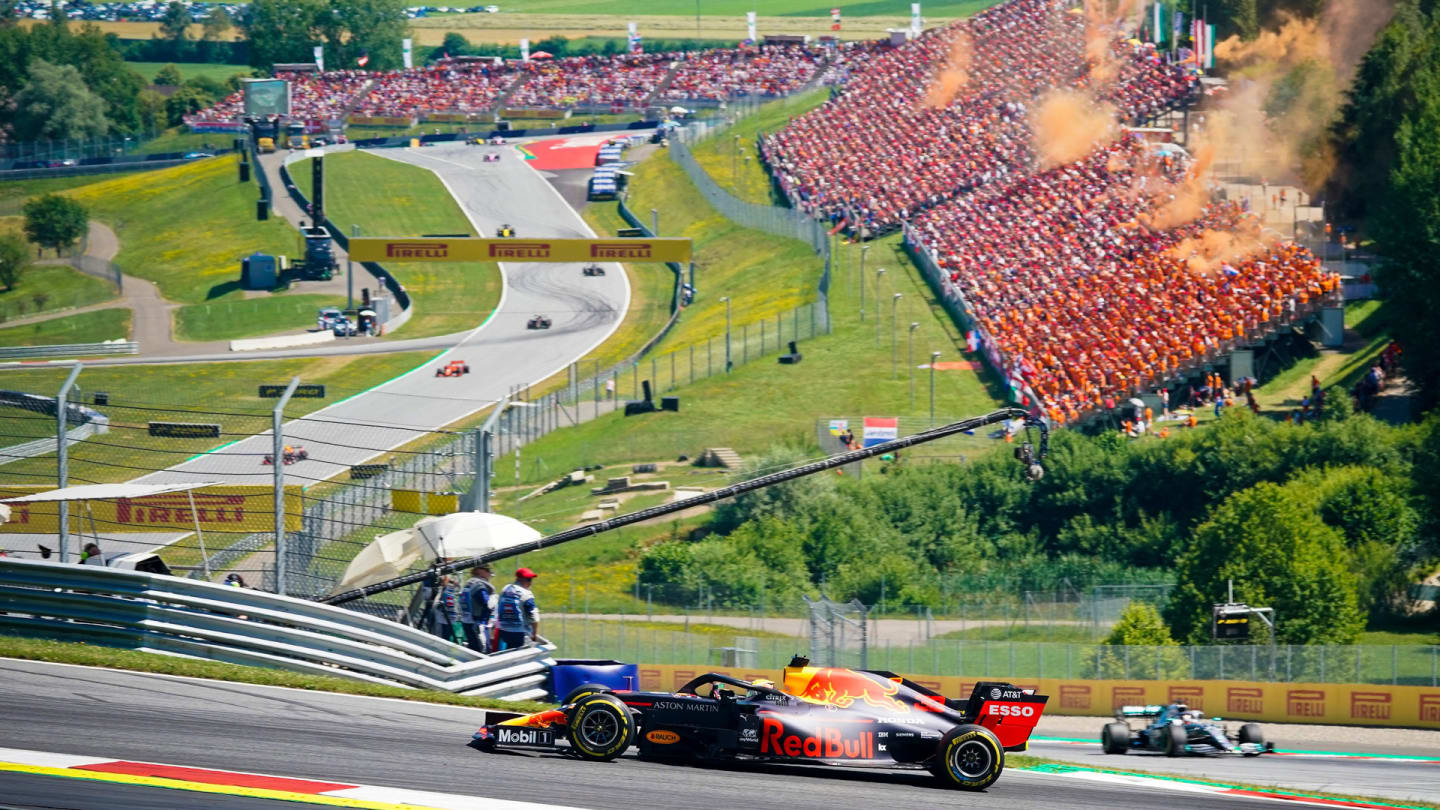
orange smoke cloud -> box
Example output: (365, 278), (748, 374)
(1167, 223), (1274, 276)
(925, 32), (973, 109)
(1031, 89), (1118, 169)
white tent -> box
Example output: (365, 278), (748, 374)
(334, 511), (541, 592)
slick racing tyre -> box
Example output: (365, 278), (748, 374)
(566, 693), (634, 762)
(1163, 723), (1187, 757)
(930, 724), (1004, 791)
(1101, 722), (1131, 755)
(561, 683), (612, 706)
(1238, 723), (1264, 755)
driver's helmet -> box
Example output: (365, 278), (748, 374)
(750, 678), (775, 691)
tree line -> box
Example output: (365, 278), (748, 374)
(638, 407), (1438, 645)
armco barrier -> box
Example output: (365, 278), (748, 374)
(0, 558), (555, 700)
(0, 342), (137, 360)
(637, 665), (1440, 730)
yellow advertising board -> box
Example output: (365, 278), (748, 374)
(636, 665), (1440, 730)
(502, 108), (569, 119)
(348, 115), (414, 127)
(0, 485), (303, 534)
(348, 236), (692, 264)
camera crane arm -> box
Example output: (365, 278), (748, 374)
(320, 408), (1048, 606)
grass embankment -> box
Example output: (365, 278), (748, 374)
(126, 61), (252, 84)
(292, 151), (503, 339)
(173, 293), (345, 342)
(0, 263), (119, 321)
(67, 156), (345, 339)
(1254, 298), (1391, 410)
(0, 634), (545, 712)
(0, 308), (131, 347)
(0, 176), (108, 214)
(0, 351), (439, 487)
(689, 87), (829, 206)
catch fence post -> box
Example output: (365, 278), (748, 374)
(55, 363), (83, 563)
(273, 376), (301, 596)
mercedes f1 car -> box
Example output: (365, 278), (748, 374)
(527, 315), (552, 329)
(1102, 704), (1273, 757)
(582, 264), (605, 276)
(470, 656), (1048, 791)
(435, 360), (471, 377)
(262, 446), (309, 466)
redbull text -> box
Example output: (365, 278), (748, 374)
(760, 717), (875, 759)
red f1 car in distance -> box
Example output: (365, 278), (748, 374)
(471, 656), (1048, 791)
(435, 360), (471, 377)
(582, 264), (605, 276)
(527, 315), (552, 329)
(262, 445), (309, 466)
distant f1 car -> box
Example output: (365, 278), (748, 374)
(582, 264), (605, 276)
(496, 224), (515, 237)
(1103, 704), (1272, 757)
(488, 135), (505, 145)
(435, 360), (471, 377)
(527, 315), (552, 329)
(262, 446), (309, 466)
(471, 656), (1048, 791)
(484, 151), (501, 163)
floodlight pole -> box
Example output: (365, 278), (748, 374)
(930, 351), (941, 427)
(55, 363), (83, 564)
(891, 293), (903, 377)
(874, 268), (886, 345)
(273, 376), (300, 596)
(859, 244), (869, 322)
(908, 322), (919, 407)
(722, 296), (732, 372)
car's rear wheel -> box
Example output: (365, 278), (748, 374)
(1101, 722), (1131, 755)
(560, 683), (611, 706)
(566, 693), (634, 762)
(930, 724), (1004, 791)
(1238, 723), (1264, 755)
(1163, 723), (1187, 757)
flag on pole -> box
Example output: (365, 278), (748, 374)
(1172, 8), (1184, 50)
(402, 38), (413, 69)
(862, 417), (898, 447)
(356, 51), (370, 68)
(746, 11), (756, 44)
(628, 21), (642, 53)
(1205, 23), (1215, 68)
(831, 7), (841, 31)
(1152, 1), (1165, 45)
(520, 37), (530, 61)
(966, 330), (979, 353)
(911, 2), (922, 36)
(313, 45), (324, 73)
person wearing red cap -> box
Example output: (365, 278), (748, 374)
(496, 567), (540, 651)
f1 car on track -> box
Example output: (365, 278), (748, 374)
(582, 264), (605, 276)
(470, 656), (1048, 791)
(484, 151), (501, 163)
(496, 224), (515, 237)
(262, 446), (309, 466)
(435, 360), (471, 377)
(1102, 704), (1272, 757)
(527, 315), (552, 329)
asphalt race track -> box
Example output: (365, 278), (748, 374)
(5, 659), (1435, 810)
(135, 142), (628, 488)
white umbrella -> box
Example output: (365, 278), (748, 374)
(669, 105), (689, 114)
(333, 511), (541, 592)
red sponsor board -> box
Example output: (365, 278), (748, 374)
(1227, 687), (1264, 714)
(1111, 686), (1145, 710)
(759, 717), (875, 759)
(1059, 684), (1091, 711)
(1168, 686), (1204, 711)
(1420, 694), (1440, 724)
(1286, 689), (1325, 719)
(1350, 691), (1392, 721)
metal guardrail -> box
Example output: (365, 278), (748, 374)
(0, 558), (556, 700)
(0, 422), (100, 468)
(0, 342), (138, 360)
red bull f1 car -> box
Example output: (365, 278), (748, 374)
(262, 446), (308, 466)
(1102, 704), (1273, 757)
(470, 656), (1048, 791)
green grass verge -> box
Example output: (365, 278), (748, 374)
(0, 307), (130, 348)
(0, 351), (440, 487)
(173, 293), (347, 342)
(690, 88), (829, 205)
(127, 61), (253, 84)
(133, 128), (238, 157)
(291, 151), (503, 339)
(934, 624), (1098, 643)
(0, 176), (107, 212)
(1011, 758), (1440, 810)
(0, 634), (546, 712)
(0, 263), (119, 321)
(66, 156), (301, 304)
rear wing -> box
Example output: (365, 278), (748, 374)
(966, 681), (1049, 752)
(1116, 705), (1165, 718)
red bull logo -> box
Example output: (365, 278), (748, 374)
(760, 717), (875, 759)
(797, 669), (909, 714)
(386, 241), (449, 259)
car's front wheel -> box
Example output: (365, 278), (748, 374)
(566, 693), (634, 762)
(1163, 723), (1187, 757)
(930, 724), (1004, 791)
(1238, 723), (1264, 755)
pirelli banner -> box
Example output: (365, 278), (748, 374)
(348, 236), (692, 264)
(0, 484), (304, 534)
(637, 666), (1440, 730)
